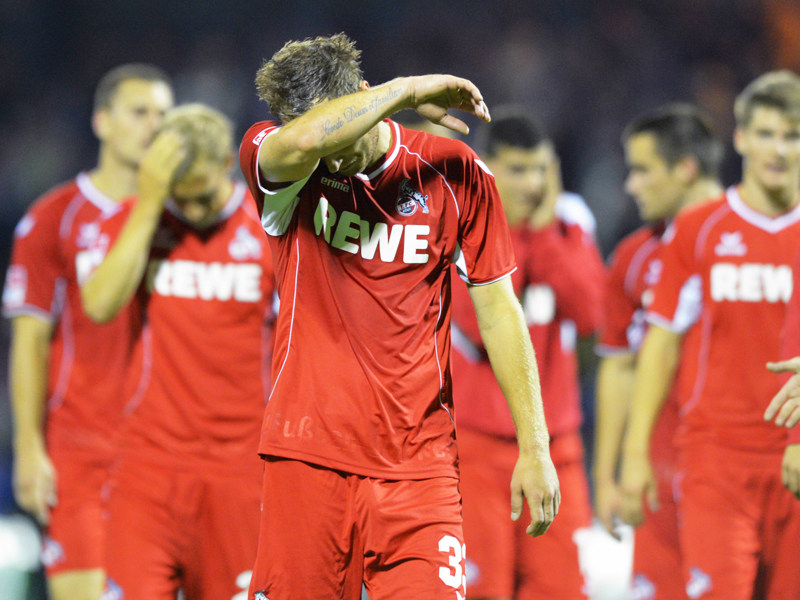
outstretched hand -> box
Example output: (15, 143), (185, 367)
(510, 449), (560, 537)
(766, 357), (800, 427)
(407, 75), (490, 135)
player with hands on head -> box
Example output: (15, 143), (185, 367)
(594, 104), (723, 599)
(239, 33), (558, 600)
(81, 104), (276, 600)
(450, 110), (603, 599)
(2, 63), (173, 600)
(619, 71), (800, 600)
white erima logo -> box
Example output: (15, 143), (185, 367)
(321, 176), (350, 192)
(714, 232), (747, 256)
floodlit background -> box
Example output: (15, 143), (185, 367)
(2, 1), (798, 597)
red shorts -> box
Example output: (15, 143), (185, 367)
(104, 454), (262, 600)
(249, 457), (465, 600)
(42, 447), (112, 576)
(458, 428), (591, 600)
(677, 444), (800, 600)
(631, 397), (686, 599)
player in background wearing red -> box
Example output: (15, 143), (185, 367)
(619, 71), (800, 600)
(80, 104), (275, 600)
(594, 104), (723, 600)
(450, 111), (604, 600)
(2, 64), (173, 600)
(238, 33), (559, 600)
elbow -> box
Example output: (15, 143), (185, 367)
(80, 289), (116, 325)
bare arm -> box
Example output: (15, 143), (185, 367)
(10, 315), (56, 524)
(81, 132), (186, 323)
(468, 276), (560, 537)
(619, 324), (681, 526)
(593, 352), (635, 536)
(259, 75), (490, 183)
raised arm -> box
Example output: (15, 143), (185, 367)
(10, 315), (56, 524)
(467, 276), (560, 537)
(81, 132), (186, 323)
(259, 75), (490, 183)
(619, 324), (681, 526)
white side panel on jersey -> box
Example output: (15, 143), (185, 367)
(255, 128), (309, 236)
(646, 274), (703, 334)
(556, 192), (596, 236)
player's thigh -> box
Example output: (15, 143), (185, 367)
(47, 569), (105, 600)
(516, 452), (591, 600)
(679, 467), (759, 600)
(759, 474), (800, 599)
(187, 466), (262, 600)
(104, 462), (182, 600)
(44, 451), (109, 576)
(363, 476), (466, 600)
(249, 457), (364, 600)
(458, 429), (517, 598)
(632, 490), (686, 600)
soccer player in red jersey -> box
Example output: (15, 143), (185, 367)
(449, 112), (604, 600)
(2, 64), (173, 600)
(238, 33), (559, 600)
(619, 71), (800, 600)
(80, 104), (275, 600)
(594, 105), (723, 600)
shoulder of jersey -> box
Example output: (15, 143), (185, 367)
(27, 179), (82, 214)
(674, 193), (727, 223)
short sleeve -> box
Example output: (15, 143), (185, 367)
(453, 156), (516, 285)
(3, 208), (64, 320)
(646, 219), (703, 333)
(597, 245), (639, 355)
(238, 121), (308, 237)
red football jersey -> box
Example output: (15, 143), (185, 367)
(597, 222), (666, 356)
(97, 184), (275, 471)
(239, 119), (515, 479)
(2, 173), (139, 454)
(451, 194), (605, 438)
(647, 187), (800, 453)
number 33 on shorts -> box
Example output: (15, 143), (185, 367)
(438, 535), (467, 598)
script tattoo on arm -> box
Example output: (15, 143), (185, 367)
(321, 86), (404, 140)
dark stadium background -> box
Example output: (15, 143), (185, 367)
(1, 0), (797, 595)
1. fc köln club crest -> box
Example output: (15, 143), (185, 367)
(396, 178), (430, 216)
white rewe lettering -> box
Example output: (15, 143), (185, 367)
(314, 197), (430, 264)
(710, 262), (792, 303)
(146, 260), (263, 302)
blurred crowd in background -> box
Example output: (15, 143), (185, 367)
(2, 0), (799, 564)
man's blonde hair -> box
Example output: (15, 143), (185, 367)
(159, 103), (234, 167)
(734, 70), (800, 127)
(255, 33), (363, 123)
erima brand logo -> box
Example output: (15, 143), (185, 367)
(252, 128), (269, 145)
(40, 536), (64, 568)
(631, 574), (656, 600)
(228, 226), (263, 260)
(14, 214), (35, 238)
(710, 262), (792, 303)
(321, 176), (351, 192)
(146, 259), (263, 302)
(644, 259), (662, 286)
(715, 231), (747, 256)
(101, 578), (124, 600)
(314, 196), (430, 264)
(396, 178), (429, 216)
(3, 265), (27, 309)
(77, 222), (101, 248)
(686, 567), (712, 598)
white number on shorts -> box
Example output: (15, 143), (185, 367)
(438, 535), (466, 594)
(231, 570), (252, 600)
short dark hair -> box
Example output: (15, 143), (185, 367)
(93, 63), (171, 113)
(734, 70), (800, 127)
(255, 33), (363, 123)
(478, 108), (549, 158)
(622, 104), (723, 178)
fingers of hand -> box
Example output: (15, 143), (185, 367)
(783, 463), (800, 499)
(767, 358), (800, 373)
